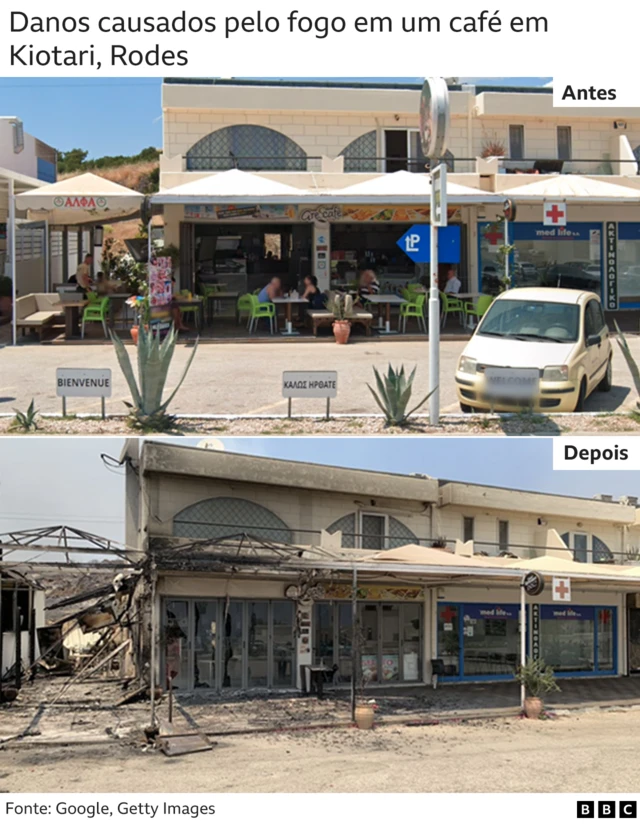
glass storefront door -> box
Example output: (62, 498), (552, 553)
(164, 600), (190, 690)
(313, 601), (423, 684)
(163, 598), (295, 691)
(478, 222), (603, 297)
(437, 603), (519, 680)
(539, 605), (616, 675)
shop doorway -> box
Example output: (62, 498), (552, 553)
(180, 222), (312, 295)
(162, 598), (296, 691)
(628, 605), (640, 673)
(313, 601), (422, 684)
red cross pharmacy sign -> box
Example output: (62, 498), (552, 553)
(543, 202), (567, 227)
(552, 576), (571, 602)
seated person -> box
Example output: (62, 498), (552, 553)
(170, 276), (189, 332)
(301, 275), (326, 310)
(356, 266), (380, 304)
(444, 267), (462, 295)
(257, 276), (282, 304)
(73, 253), (94, 295)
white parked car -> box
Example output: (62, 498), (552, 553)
(455, 288), (612, 413)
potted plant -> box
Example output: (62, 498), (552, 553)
(515, 657), (560, 719)
(353, 623), (376, 730)
(126, 293), (150, 344)
(0, 275), (12, 322)
(331, 293), (353, 344)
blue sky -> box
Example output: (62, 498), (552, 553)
(0, 76), (550, 158)
(0, 436), (636, 547)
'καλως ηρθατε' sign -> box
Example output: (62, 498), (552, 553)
(282, 371), (337, 398)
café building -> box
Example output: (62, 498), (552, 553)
(124, 441), (640, 693)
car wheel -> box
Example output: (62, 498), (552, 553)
(574, 378), (587, 412)
(597, 357), (612, 392)
(460, 403), (474, 414)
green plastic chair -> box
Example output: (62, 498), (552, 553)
(406, 283), (423, 295)
(178, 291), (201, 330)
(237, 293), (253, 327)
(248, 294), (276, 334)
(399, 293), (426, 333)
(440, 290), (465, 329)
(81, 296), (110, 339)
(464, 294), (494, 326)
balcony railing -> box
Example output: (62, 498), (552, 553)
(182, 155), (638, 175)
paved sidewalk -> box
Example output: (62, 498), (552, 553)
(0, 336), (636, 417)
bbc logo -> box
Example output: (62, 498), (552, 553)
(577, 802), (637, 819)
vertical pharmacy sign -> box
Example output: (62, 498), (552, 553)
(605, 222), (618, 311)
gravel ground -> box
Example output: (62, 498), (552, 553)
(3, 709), (640, 793)
(1, 412), (640, 436)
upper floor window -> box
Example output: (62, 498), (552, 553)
(384, 129), (427, 173)
(509, 125), (525, 160)
(561, 532), (614, 564)
(327, 512), (418, 549)
(557, 126), (572, 161)
(340, 130), (378, 172)
(172, 496), (292, 543)
(463, 516), (475, 543)
(186, 125), (307, 172)
(498, 520), (509, 553)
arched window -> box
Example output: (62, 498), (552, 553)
(560, 532), (614, 564)
(340, 131), (377, 172)
(186, 125), (307, 171)
(173, 497), (292, 543)
(327, 512), (418, 549)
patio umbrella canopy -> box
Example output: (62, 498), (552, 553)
(332, 170), (504, 204)
(15, 172), (145, 225)
(0, 166), (42, 218)
(501, 174), (640, 203)
(153, 168), (312, 204)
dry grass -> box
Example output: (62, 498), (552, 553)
(59, 160), (159, 192)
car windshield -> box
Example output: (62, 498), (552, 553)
(477, 300), (580, 343)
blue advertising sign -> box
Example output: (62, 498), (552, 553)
(617, 222), (640, 241)
(397, 224), (461, 263)
(511, 222), (602, 242)
(463, 603), (519, 621)
(540, 605), (595, 621)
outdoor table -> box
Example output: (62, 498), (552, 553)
(103, 293), (134, 329)
(204, 290), (239, 325)
(272, 296), (309, 336)
(62, 299), (88, 339)
(366, 293), (407, 334)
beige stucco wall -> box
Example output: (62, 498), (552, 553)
(147, 473), (431, 546)
(161, 83), (640, 180)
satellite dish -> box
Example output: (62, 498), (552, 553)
(197, 438), (226, 451)
(419, 77), (450, 159)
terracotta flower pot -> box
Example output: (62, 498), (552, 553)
(354, 705), (375, 730)
(333, 319), (351, 344)
(130, 326), (139, 345)
(523, 696), (543, 719)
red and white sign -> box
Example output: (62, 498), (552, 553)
(552, 576), (571, 602)
(543, 201), (567, 227)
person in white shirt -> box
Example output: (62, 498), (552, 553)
(444, 267), (462, 295)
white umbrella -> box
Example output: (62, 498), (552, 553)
(332, 170), (503, 203)
(153, 168), (310, 204)
(501, 174), (640, 203)
(15, 172), (145, 225)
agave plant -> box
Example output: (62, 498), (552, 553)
(110, 325), (198, 430)
(615, 321), (640, 409)
(10, 399), (38, 432)
(367, 364), (436, 426)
